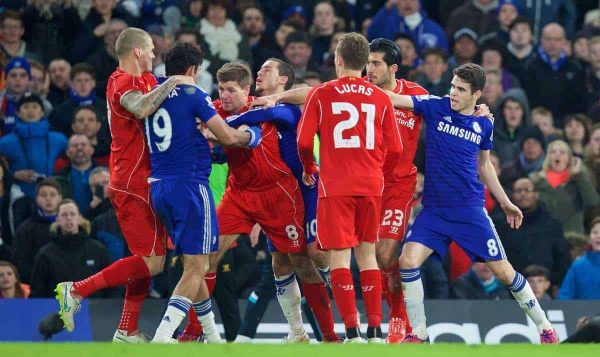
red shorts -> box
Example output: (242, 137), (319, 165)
(109, 186), (168, 256)
(379, 184), (415, 240)
(316, 196), (381, 250)
(217, 182), (305, 253)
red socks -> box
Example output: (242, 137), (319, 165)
(381, 264), (408, 320)
(117, 276), (151, 334)
(330, 268), (358, 329)
(181, 272), (217, 336)
(73, 256), (150, 298)
(302, 282), (338, 342)
(360, 269), (382, 328)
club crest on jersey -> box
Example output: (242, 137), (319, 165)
(472, 122), (482, 134)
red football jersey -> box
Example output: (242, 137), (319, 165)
(214, 97), (293, 191)
(383, 79), (428, 188)
(106, 68), (157, 191)
(297, 76), (403, 198)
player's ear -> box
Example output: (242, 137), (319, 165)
(243, 85), (251, 96)
(472, 89), (482, 102)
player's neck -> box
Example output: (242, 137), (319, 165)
(337, 69), (362, 79)
(381, 78), (396, 91)
(119, 59), (142, 77)
(458, 100), (477, 116)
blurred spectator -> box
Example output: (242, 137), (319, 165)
(0, 10), (41, 66)
(572, 31), (591, 68)
(368, 0), (448, 55)
(479, 39), (521, 90)
(523, 23), (586, 126)
(564, 314), (600, 343)
(448, 28), (479, 70)
(21, 0), (82, 64)
(415, 48), (451, 97)
(199, 0), (252, 64)
(70, 0), (134, 63)
(451, 262), (512, 300)
(85, 18), (127, 99)
(55, 134), (96, 216)
(564, 114), (593, 158)
(181, 0), (203, 29)
(12, 179), (62, 283)
(274, 19), (302, 54)
(279, 4), (309, 31)
(147, 24), (174, 72)
(0, 235), (12, 262)
(0, 93), (68, 198)
(394, 33), (419, 71)
(446, 0), (500, 40)
(493, 94), (529, 165)
(421, 255), (449, 299)
(506, 16), (535, 81)
(318, 31), (346, 80)
(309, 2), (339, 67)
(481, 70), (504, 112)
(500, 126), (546, 188)
(0, 156), (25, 246)
(138, 0), (181, 33)
(303, 71), (323, 87)
(530, 140), (600, 234)
(0, 261), (29, 298)
(29, 60), (50, 102)
(30, 199), (109, 298)
(47, 59), (71, 107)
(240, 7), (280, 77)
(586, 36), (600, 106)
(0, 57), (31, 135)
(86, 166), (111, 221)
(523, 264), (553, 300)
(558, 217), (600, 299)
(360, 18), (371, 38)
(496, 177), (570, 286)
(531, 106), (562, 141)
(520, 0), (576, 42)
(283, 31), (318, 80)
(564, 232), (590, 262)
(584, 123), (600, 193)
(50, 63), (107, 137)
(70, 106), (110, 166)
(479, 0), (521, 44)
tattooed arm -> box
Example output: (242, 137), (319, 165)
(120, 75), (194, 119)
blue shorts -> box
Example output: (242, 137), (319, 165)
(151, 180), (219, 255)
(405, 206), (506, 262)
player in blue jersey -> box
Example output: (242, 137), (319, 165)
(224, 58), (339, 343)
(147, 42), (261, 343)
(388, 63), (559, 344)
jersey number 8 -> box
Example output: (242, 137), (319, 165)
(332, 102), (375, 150)
(145, 108), (173, 153)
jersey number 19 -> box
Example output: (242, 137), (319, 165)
(145, 108), (173, 153)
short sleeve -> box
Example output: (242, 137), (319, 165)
(193, 87), (218, 123)
(113, 72), (149, 101)
(411, 95), (437, 124)
(479, 117), (494, 150)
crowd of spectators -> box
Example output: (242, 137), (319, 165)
(0, 0), (599, 337)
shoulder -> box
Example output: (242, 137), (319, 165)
(399, 79), (429, 95)
(306, 83), (328, 102)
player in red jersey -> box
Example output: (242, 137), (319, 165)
(180, 63), (336, 343)
(366, 38), (428, 343)
(55, 27), (195, 342)
(297, 33), (403, 343)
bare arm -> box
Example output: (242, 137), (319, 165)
(386, 91), (415, 109)
(205, 114), (253, 147)
(120, 75), (194, 119)
(250, 86), (311, 108)
(478, 150), (523, 229)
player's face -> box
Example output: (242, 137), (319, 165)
(57, 202), (81, 235)
(137, 37), (155, 73)
(449, 76), (477, 112)
(565, 120), (585, 142)
(589, 128), (600, 156)
(256, 61), (281, 95)
(36, 186), (62, 215)
(548, 143), (570, 172)
(218, 81), (249, 113)
(366, 52), (392, 88)
(72, 109), (101, 138)
(512, 178), (538, 210)
(0, 265), (17, 290)
(590, 223), (600, 252)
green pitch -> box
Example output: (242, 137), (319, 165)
(1, 343), (599, 357)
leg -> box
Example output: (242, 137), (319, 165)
(210, 249), (240, 342)
(398, 242), (433, 341)
(329, 248), (362, 336)
(487, 259), (556, 342)
(355, 241), (383, 341)
(289, 251), (338, 342)
(152, 254), (209, 343)
(307, 242), (331, 285)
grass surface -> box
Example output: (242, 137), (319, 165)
(1, 343), (599, 357)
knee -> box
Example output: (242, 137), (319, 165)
(398, 252), (421, 270)
(307, 247), (328, 268)
(376, 248), (395, 269)
(495, 269), (516, 286)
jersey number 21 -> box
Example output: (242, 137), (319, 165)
(332, 102), (375, 150)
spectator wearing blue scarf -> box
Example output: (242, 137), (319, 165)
(0, 93), (67, 198)
(0, 57), (31, 135)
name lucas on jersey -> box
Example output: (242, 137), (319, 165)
(334, 84), (373, 96)
(437, 121), (482, 144)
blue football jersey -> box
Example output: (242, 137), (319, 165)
(411, 95), (494, 208)
(146, 83), (217, 182)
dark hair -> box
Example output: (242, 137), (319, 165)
(284, 31), (311, 48)
(453, 63), (486, 93)
(337, 32), (370, 71)
(393, 33), (416, 47)
(216, 62), (253, 87)
(70, 63), (95, 81)
(477, 39), (508, 67)
(422, 47), (447, 62)
(36, 178), (62, 196)
(0, 261), (26, 298)
(0, 10), (22, 27)
(266, 58), (295, 90)
(175, 28), (200, 44)
(206, 0), (231, 15)
(58, 198), (78, 212)
(165, 42), (203, 76)
(509, 16), (533, 33)
(564, 113), (593, 145)
(73, 105), (99, 121)
(523, 264), (550, 280)
(369, 38), (402, 67)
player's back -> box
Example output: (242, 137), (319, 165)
(147, 83), (214, 183)
(106, 68), (157, 191)
(301, 77), (401, 197)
